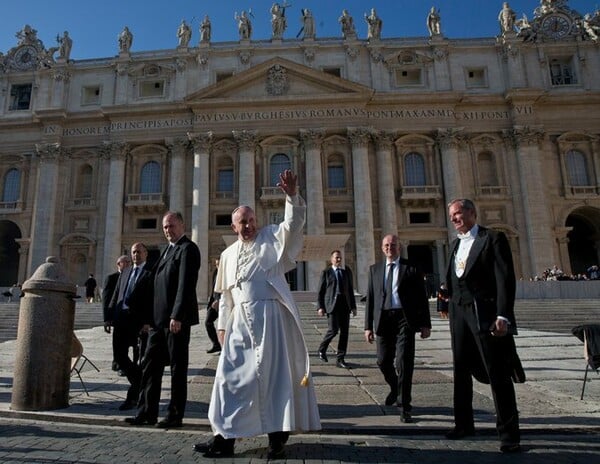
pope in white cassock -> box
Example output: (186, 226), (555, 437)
(194, 170), (321, 459)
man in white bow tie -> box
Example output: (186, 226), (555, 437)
(445, 199), (523, 454)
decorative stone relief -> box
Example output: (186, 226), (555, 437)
(266, 64), (289, 96)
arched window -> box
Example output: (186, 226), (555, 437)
(327, 155), (346, 190)
(566, 150), (590, 186)
(76, 164), (93, 198)
(140, 161), (161, 193)
(477, 152), (498, 186)
(404, 152), (426, 186)
(2, 169), (21, 202)
(269, 154), (291, 186)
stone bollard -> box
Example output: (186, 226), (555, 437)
(11, 256), (77, 410)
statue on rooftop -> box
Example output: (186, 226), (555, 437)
(427, 7), (442, 36)
(118, 26), (133, 54)
(300, 8), (316, 39)
(364, 8), (382, 40)
(498, 2), (517, 34)
(338, 9), (356, 39)
(57, 31), (72, 60)
(235, 11), (252, 40)
(177, 20), (192, 47)
(200, 15), (211, 43)
(271, 3), (288, 39)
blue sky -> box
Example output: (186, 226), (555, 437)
(1, 1), (596, 60)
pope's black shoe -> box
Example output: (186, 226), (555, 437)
(194, 435), (235, 457)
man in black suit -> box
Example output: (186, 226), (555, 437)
(445, 199), (522, 453)
(109, 243), (153, 411)
(205, 258), (221, 354)
(317, 250), (357, 368)
(365, 234), (431, 423)
(126, 211), (200, 428)
(103, 255), (131, 372)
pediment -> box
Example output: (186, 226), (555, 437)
(185, 57), (372, 106)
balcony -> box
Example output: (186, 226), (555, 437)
(260, 186), (285, 207)
(565, 185), (598, 198)
(0, 201), (23, 213)
(125, 193), (166, 213)
(70, 198), (96, 209)
(397, 185), (441, 206)
(476, 186), (510, 198)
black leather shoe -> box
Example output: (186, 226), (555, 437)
(384, 391), (398, 406)
(124, 415), (157, 426)
(156, 417), (183, 428)
(445, 428), (475, 440)
(195, 435), (234, 457)
(207, 345), (221, 354)
(500, 443), (521, 453)
(400, 411), (413, 423)
(118, 400), (136, 411)
(267, 443), (285, 460)
(336, 359), (349, 368)
(318, 351), (328, 362)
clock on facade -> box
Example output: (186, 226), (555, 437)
(13, 45), (38, 70)
(541, 14), (572, 39)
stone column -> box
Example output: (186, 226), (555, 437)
(504, 127), (553, 277)
(166, 137), (188, 213)
(233, 130), (258, 210)
(348, 127), (375, 294)
(29, 143), (61, 271)
(101, 142), (128, 280)
(437, 128), (465, 239)
(50, 69), (71, 108)
(373, 130), (397, 235)
(300, 129), (326, 291)
(188, 131), (212, 302)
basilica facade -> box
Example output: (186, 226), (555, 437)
(1, 1), (600, 300)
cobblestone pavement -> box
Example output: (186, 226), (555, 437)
(0, 299), (599, 463)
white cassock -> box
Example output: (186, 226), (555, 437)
(209, 194), (321, 439)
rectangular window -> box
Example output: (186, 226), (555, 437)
(81, 85), (101, 105)
(329, 212), (348, 224)
(409, 212), (431, 224)
(139, 80), (165, 97)
(465, 68), (487, 88)
(136, 218), (157, 229)
(216, 72), (234, 83)
(216, 214), (231, 226)
(323, 67), (341, 77)
(395, 69), (422, 86)
(549, 57), (577, 86)
(9, 83), (32, 110)
(217, 169), (234, 193)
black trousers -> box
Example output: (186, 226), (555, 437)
(205, 305), (220, 348)
(137, 325), (191, 421)
(113, 316), (141, 402)
(449, 301), (520, 444)
(318, 298), (350, 361)
(375, 310), (415, 410)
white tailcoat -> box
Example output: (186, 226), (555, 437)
(209, 195), (321, 439)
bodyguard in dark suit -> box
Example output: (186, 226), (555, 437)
(126, 211), (200, 428)
(445, 199), (522, 453)
(102, 255), (131, 372)
(317, 250), (357, 368)
(365, 234), (431, 423)
(109, 243), (153, 410)
(205, 258), (221, 354)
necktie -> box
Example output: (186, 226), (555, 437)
(336, 268), (343, 295)
(384, 263), (394, 309)
(124, 266), (139, 304)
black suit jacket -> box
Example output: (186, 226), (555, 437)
(102, 272), (120, 322)
(446, 226), (518, 333)
(109, 265), (154, 326)
(317, 266), (357, 314)
(153, 235), (200, 328)
(365, 258), (431, 335)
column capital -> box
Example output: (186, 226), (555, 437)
(100, 141), (129, 160)
(233, 129), (258, 151)
(166, 137), (190, 155)
(35, 142), (62, 161)
(372, 130), (396, 150)
(299, 128), (325, 150)
(187, 131), (213, 152)
(503, 126), (544, 149)
(347, 127), (372, 148)
(436, 128), (467, 149)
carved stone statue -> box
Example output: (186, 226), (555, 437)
(498, 2), (516, 34)
(58, 31), (72, 60)
(177, 20), (192, 47)
(301, 8), (315, 39)
(516, 14), (535, 42)
(118, 26), (133, 53)
(583, 13), (600, 42)
(364, 8), (382, 40)
(235, 11), (252, 40)
(338, 9), (356, 39)
(270, 3), (287, 39)
(16, 24), (39, 45)
(427, 7), (442, 36)
(200, 15), (211, 43)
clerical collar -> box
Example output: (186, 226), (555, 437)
(457, 224), (479, 240)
